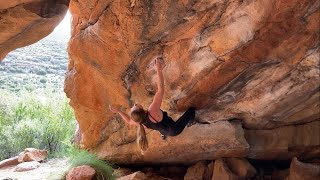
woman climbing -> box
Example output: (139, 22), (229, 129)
(109, 56), (195, 152)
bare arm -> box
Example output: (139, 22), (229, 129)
(149, 58), (164, 111)
(109, 105), (137, 125)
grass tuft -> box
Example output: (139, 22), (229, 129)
(66, 147), (115, 180)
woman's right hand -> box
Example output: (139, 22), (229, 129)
(155, 57), (164, 71)
(109, 105), (119, 113)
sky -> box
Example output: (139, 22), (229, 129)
(51, 10), (71, 38)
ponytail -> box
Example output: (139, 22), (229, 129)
(137, 124), (148, 152)
(131, 109), (149, 153)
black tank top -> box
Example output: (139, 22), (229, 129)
(142, 110), (175, 135)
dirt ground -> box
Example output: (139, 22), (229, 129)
(0, 158), (69, 180)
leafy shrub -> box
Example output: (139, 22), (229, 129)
(36, 70), (47, 76)
(40, 79), (47, 83)
(0, 89), (76, 160)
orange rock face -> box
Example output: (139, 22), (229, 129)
(286, 157), (320, 180)
(0, 0), (69, 60)
(1, 0), (319, 165)
(245, 121), (320, 160)
(66, 165), (96, 180)
(64, 0), (320, 164)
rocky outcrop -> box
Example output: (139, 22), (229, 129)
(116, 171), (169, 180)
(64, 0), (320, 164)
(18, 148), (48, 163)
(184, 161), (212, 180)
(0, 0), (69, 60)
(95, 121), (249, 164)
(0, 0), (319, 167)
(0, 156), (19, 169)
(224, 158), (257, 178)
(286, 157), (320, 180)
(66, 165), (96, 180)
(14, 161), (41, 172)
(245, 121), (320, 160)
(0, 148), (48, 169)
(210, 158), (257, 179)
(212, 158), (242, 180)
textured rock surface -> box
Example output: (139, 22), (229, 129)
(212, 158), (240, 180)
(286, 157), (320, 180)
(0, 0), (69, 60)
(0, 156), (19, 169)
(95, 121), (249, 164)
(66, 165), (96, 180)
(0, 158), (69, 180)
(18, 148), (48, 163)
(64, 0), (320, 164)
(0, 0), (319, 166)
(184, 161), (208, 180)
(245, 121), (320, 160)
(212, 158), (257, 179)
(225, 158), (257, 178)
(116, 171), (169, 180)
(14, 161), (41, 172)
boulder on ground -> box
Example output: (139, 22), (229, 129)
(212, 158), (257, 179)
(212, 158), (240, 180)
(271, 169), (290, 180)
(14, 161), (41, 172)
(113, 168), (134, 178)
(0, 156), (19, 169)
(18, 148), (48, 163)
(116, 171), (170, 180)
(225, 157), (257, 178)
(184, 161), (208, 180)
(204, 161), (214, 180)
(286, 157), (320, 180)
(66, 165), (96, 180)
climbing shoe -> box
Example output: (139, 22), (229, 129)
(161, 134), (167, 140)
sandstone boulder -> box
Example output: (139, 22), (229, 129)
(225, 158), (257, 178)
(204, 162), (214, 180)
(116, 171), (170, 180)
(63, 0), (320, 164)
(271, 169), (290, 180)
(0, 156), (19, 169)
(113, 168), (134, 178)
(212, 158), (240, 180)
(14, 161), (41, 172)
(212, 158), (257, 179)
(286, 157), (320, 180)
(0, 0), (319, 167)
(0, 0), (69, 61)
(95, 121), (249, 164)
(184, 161), (208, 180)
(245, 121), (320, 160)
(66, 165), (96, 180)
(18, 148), (48, 163)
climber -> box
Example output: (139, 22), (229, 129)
(109, 56), (195, 152)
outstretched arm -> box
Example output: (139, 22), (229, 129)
(109, 105), (137, 125)
(149, 58), (164, 110)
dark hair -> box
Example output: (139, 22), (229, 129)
(131, 109), (148, 152)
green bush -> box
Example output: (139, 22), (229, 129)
(0, 89), (76, 160)
(36, 70), (47, 76)
(40, 79), (47, 83)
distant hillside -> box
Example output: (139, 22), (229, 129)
(0, 31), (69, 92)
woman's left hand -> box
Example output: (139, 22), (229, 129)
(109, 105), (119, 113)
